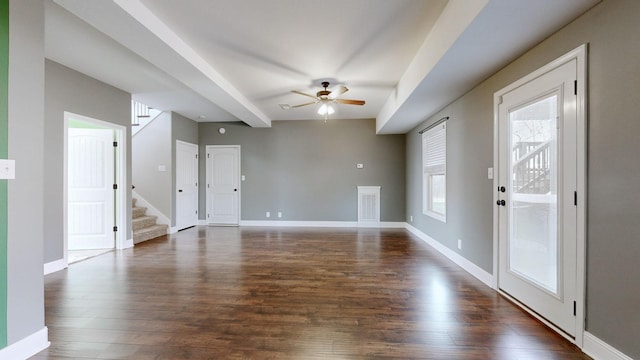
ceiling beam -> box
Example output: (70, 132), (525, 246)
(375, 0), (488, 134)
(55, 0), (271, 128)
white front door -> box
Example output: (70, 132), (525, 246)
(68, 128), (115, 250)
(206, 146), (240, 225)
(497, 56), (580, 336)
(176, 141), (199, 230)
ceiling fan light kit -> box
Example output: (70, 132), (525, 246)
(317, 103), (335, 116)
(290, 81), (365, 120)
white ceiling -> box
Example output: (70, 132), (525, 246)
(47, 0), (599, 134)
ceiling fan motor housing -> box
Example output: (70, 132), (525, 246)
(318, 81), (332, 98)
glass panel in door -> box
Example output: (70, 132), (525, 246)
(509, 94), (558, 294)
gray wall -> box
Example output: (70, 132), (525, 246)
(6, 0), (45, 345)
(132, 111), (171, 219)
(171, 112), (198, 226)
(405, 0), (640, 357)
(199, 119), (405, 222)
(407, 100), (493, 271)
(44, 60), (132, 263)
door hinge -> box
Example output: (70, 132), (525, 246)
(573, 301), (576, 316)
(207, 153), (210, 158)
(196, 210), (198, 215)
(207, 213), (210, 218)
(113, 226), (118, 232)
(113, 141), (118, 147)
(574, 80), (577, 95)
(113, 184), (118, 190)
(574, 191), (577, 206)
(195, 182), (198, 187)
(195, 154), (198, 159)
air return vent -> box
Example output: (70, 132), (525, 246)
(358, 186), (381, 224)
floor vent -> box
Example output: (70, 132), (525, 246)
(358, 186), (381, 224)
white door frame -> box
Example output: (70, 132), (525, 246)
(63, 112), (128, 267)
(175, 140), (199, 230)
(492, 44), (587, 346)
(206, 145), (241, 225)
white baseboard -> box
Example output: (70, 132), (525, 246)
(132, 190), (170, 230)
(195, 218), (411, 228)
(239, 220), (357, 227)
(583, 332), (633, 360)
(359, 221), (406, 228)
(237, 220), (405, 228)
(405, 224), (494, 288)
(0, 327), (49, 360)
(43, 259), (66, 275)
(120, 238), (134, 249)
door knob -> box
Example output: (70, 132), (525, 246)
(234, 189), (238, 192)
(178, 189), (183, 192)
(496, 200), (505, 206)
(498, 186), (506, 192)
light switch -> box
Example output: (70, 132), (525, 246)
(356, 163), (364, 169)
(158, 165), (166, 172)
(241, 175), (246, 181)
(0, 159), (15, 179)
(487, 167), (494, 180)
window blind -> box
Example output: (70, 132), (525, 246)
(423, 123), (446, 173)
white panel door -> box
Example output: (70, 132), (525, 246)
(68, 128), (115, 250)
(206, 146), (240, 225)
(497, 59), (577, 335)
(176, 141), (199, 230)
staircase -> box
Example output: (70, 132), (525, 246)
(132, 198), (168, 244)
(512, 140), (552, 194)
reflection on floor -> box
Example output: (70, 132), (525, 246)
(68, 249), (113, 264)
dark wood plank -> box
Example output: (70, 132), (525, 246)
(32, 226), (591, 359)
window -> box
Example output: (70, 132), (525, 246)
(423, 122), (446, 222)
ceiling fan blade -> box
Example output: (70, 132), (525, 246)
(335, 99), (365, 106)
(291, 90), (318, 99)
(291, 101), (318, 108)
(328, 85), (348, 99)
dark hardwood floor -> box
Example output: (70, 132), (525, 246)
(32, 226), (590, 359)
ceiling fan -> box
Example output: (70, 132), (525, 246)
(290, 82), (365, 118)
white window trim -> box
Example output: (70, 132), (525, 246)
(422, 122), (447, 222)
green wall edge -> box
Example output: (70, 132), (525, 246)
(0, 0), (9, 349)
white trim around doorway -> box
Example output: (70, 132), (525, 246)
(63, 112), (129, 270)
(492, 44), (587, 347)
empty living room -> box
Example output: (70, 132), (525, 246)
(1, 0), (639, 359)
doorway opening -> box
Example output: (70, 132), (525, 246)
(63, 112), (127, 266)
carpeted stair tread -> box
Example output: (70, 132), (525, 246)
(133, 224), (168, 244)
(132, 206), (147, 219)
(132, 215), (158, 231)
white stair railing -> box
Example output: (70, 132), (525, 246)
(131, 100), (162, 135)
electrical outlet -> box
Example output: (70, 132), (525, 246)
(277, 212), (282, 218)
(266, 211), (270, 218)
(410, 215), (413, 222)
(458, 239), (462, 250)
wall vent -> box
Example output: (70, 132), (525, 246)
(358, 186), (381, 224)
